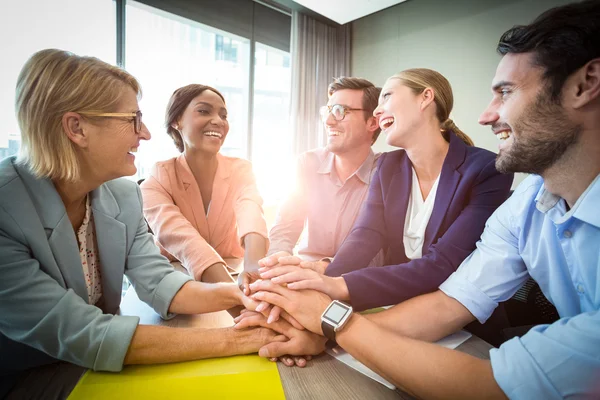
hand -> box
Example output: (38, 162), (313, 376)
(237, 267), (261, 295)
(234, 311), (327, 366)
(299, 259), (330, 274)
(249, 279), (333, 335)
(233, 326), (288, 355)
(259, 265), (349, 300)
(258, 251), (293, 268)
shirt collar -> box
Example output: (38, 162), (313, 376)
(535, 173), (600, 228)
(317, 149), (376, 185)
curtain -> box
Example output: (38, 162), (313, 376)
(289, 11), (351, 156)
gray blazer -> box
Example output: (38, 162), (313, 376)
(0, 157), (192, 373)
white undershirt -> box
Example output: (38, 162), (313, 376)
(403, 167), (440, 260)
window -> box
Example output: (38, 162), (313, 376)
(252, 43), (294, 206)
(0, 0), (115, 160)
(125, 1), (251, 179)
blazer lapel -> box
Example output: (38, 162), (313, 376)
(91, 184), (126, 312)
(207, 153), (230, 239)
(177, 155), (210, 239)
(389, 153), (413, 261)
(15, 164), (89, 300)
(423, 133), (467, 250)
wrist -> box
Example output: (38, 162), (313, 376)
(332, 277), (350, 301)
(226, 283), (244, 307)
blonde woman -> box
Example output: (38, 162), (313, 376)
(0, 49), (321, 396)
(257, 69), (513, 342)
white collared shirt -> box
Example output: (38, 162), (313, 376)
(403, 167), (440, 260)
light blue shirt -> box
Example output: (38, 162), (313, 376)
(440, 174), (600, 399)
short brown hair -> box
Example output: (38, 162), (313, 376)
(15, 49), (140, 181)
(328, 77), (382, 144)
(165, 84), (226, 152)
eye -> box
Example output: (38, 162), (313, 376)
(197, 109), (209, 114)
(221, 114), (228, 120)
(382, 92), (391, 99)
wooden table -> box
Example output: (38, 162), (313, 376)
(117, 287), (493, 400)
(5, 286), (493, 400)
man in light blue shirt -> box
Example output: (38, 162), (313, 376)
(241, 1), (600, 398)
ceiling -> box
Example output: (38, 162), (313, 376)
(293, 0), (408, 25)
(259, 0), (409, 26)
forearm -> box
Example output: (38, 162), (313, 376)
(337, 315), (506, 400)
(202, 262), (234, 283)
(124, 325), (267, 365)
(168, 281), (242, 314)
(364, 291), (475, 342)
(243, 233), (268, 270)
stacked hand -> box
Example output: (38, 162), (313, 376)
(234, 310), (327, 366)
(234, 252), (340, 366)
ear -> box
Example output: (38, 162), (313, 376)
(365, 115), (379, 134)
(420, 88), (435, 111)
(569, 58), (600, 109)
(61, 112), (89, 148)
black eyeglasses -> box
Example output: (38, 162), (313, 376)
(76, 110), (143, 134)
(319, 104), (365, 122)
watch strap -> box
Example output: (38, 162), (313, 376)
(321, 319), (337, 343)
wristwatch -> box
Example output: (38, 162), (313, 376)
(320, 300), (353, 343)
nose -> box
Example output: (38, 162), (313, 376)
(373, 103), (383, 119)
(139, 122), (151, 140)
(324, 111), (337, 127)
(478, 100), (499, 126)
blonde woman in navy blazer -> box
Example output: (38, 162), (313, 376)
(0, 49), (323, 395)
(257, 69), (513, 311)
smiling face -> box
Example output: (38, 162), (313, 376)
(175, 90), (229, 155)
(323, 89), (375, 155)
(373, 78), (424, 148)
(82, 86), (150, 181)
(479, 53), (581, 175)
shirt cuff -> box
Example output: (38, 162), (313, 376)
(151, 271), (193, 320)
(439, 274), (498, 323)
(490, 337), (562, 399)
(93, 314), (140, 372)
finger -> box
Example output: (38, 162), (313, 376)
(252, 290), (289, 310)
(259, 342), (294, 359)
(233, 310), (261, 324)
(306, 355), (313, 361)
(281, 311), (304, 330)
(287, 280), (323, 291)
(267, 306), (282, 324)
(293, 356), (307, 368)
(277, 256), (303, 266)
(299, 261), (319, 272)
(271, 270), (315, 285)
(259, 265), (300, 280)
(255, 301), (270, 313)
(243, 275), (251, 296)
(250, 279), (289, 295)
(269, 357), (277, 362)
(233, 313), (267, 330)
(259, 251), (290, 268)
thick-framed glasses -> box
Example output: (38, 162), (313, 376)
(76, 110), (143, 134)
(319, 104), (365, 122)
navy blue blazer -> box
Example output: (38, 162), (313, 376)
(325, 132), (514, 310)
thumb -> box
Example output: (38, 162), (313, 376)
(259, 341), (295, 358)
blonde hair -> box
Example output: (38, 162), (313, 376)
(15, 49), (141, 181)
(390, 68), (474, 146)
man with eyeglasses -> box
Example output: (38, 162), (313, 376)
(262, 77), (383, 277)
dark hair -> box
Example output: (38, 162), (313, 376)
(165, 84), (226, 152)
(328, 77), (382, 144)
(497, 0), (600, 102)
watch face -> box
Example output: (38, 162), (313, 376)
(323, 302), (350, 325)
